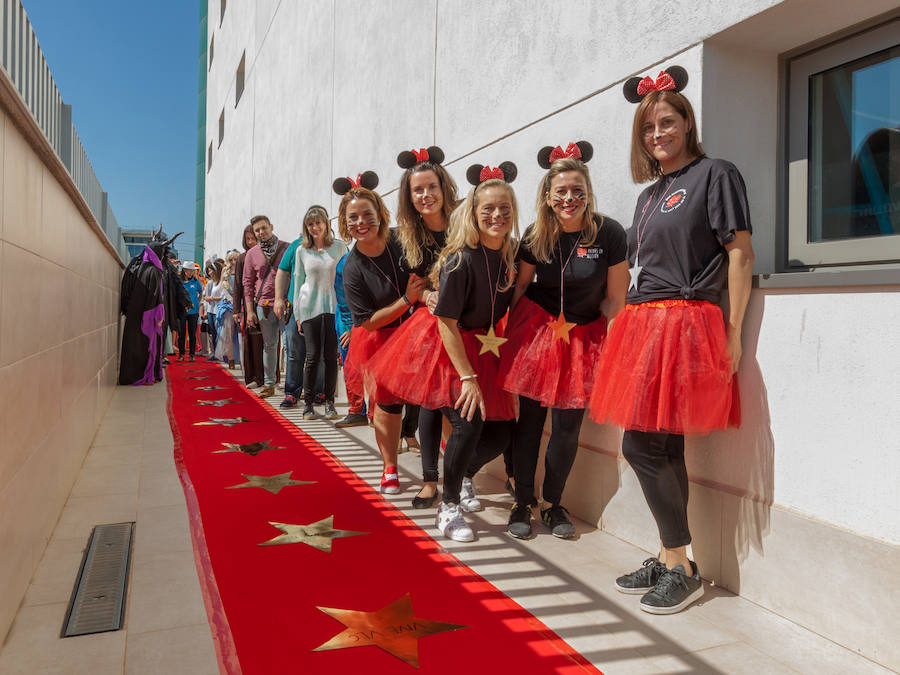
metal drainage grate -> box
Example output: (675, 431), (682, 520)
(61, 522), (134, 637)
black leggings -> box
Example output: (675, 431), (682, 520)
(178, 314), (199, 357)
(418, 407), (443, 483)
(440, 406), (514, 505)
(301, 314), (338, 403)
(621, 430), (690, 548)
(419, 407), (514, 484)
(401, 404), (420, 438)
(513, 395), (585, 506)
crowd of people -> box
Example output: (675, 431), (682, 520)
(119, 67), (754, 616)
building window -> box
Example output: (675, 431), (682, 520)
(207, 142), (213, 172)
(220, 0), (227, 25)
(218, 109), (225, 147)
(209, 34), (215, 70)
(787, 18), (900, 267)
(235, 52), (245, 107)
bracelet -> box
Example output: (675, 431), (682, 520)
(402, 295), (412, 306)
(460, 373), (478, 382)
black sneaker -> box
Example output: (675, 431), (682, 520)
(639, 562), (704, 615)
(615, 557), (668, 594)
(302, 403), (317, 420)
(540, 504), (575, 539)
(334, 413), (367, 428)
(507, 503), (532, 539)
(279, 394), (297, 409)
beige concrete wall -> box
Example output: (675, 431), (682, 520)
(0, 102), (122, 642)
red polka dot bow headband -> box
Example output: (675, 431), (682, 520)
(538, 141), (594, 169)
(623, 65), (688, 103)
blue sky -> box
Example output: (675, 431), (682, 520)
(24, 0), (202, 260)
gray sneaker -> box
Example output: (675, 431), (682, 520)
(334, 413), (367, 428)
(323, 401), (339, 419)
(615, 557), (668, 594)
(639, 562), (704, 614)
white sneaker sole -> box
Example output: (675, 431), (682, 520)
(639, 584), (704, 614)
(614, 583), (653, 595)
(439, 526), (475, 542)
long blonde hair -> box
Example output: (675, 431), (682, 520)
(396, 163), (459, 270)
(222, 251), (240, 293)
(430, 179), (519, 292)
(525, 157), (601, 263)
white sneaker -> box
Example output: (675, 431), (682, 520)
(460, 477), (482, 512)
(436, 502), (475, 542)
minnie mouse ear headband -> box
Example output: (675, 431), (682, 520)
(397, 146), (445, 169)
(622, 65), (689, 104)
(465, 161), (517, 186)
(537, 141), (593, 170)
(332, 171), (379, 196)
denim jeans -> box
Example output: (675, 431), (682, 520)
(256, 306), (282, 387)
(283, 310), (305, 398)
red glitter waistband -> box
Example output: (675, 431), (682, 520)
(626, 299), (710, 310)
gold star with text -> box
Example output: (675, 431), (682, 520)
(475, 326), (507, 357)
(313, 593), (465, 667)
(226, 472), (315, 494)
(259, 516), (366, 552)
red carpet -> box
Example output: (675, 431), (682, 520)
(166, 361), (602, 674)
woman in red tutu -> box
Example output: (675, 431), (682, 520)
(501, 142), (628, 540)
(378, 163), (520, 541)
(335, 171), (425, 494)
(591, 66), (754, 614)
(394, 146), (457, 508)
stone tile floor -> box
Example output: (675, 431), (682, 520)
(0, 376), (890, 674)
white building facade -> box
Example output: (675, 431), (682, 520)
(202, 2), (900, 668)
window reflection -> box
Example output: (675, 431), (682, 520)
(808, 45), (900, 241)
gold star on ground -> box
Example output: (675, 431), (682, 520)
(226, 472), (315, 494)
(194, 417), (254, 427)
(475, 325), (507, 357)
(313, 593), (465, 667)
(186, 376), (211, 380)
(547, 312), (577, 344)
(259, 516), (366, 552)
(213, 440), (286, 456)
(193, 385), (226, 391)
(196, 398), (234, 407)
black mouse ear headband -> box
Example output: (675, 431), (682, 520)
(397, 146), (445, 170)
(536, 141), (594, 170)
(622, 65), (689, 104)
(465, 161), (517, 186)
(332, 170), (379, 196)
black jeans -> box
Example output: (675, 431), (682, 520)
(401, 404), (420, 438)
(440, 407), (514, 505)
(621, 430), (691, 548)
(513, 395), (585, 506)
(178, 314), (199, 357)
(301, 313), (338, 403)
(418, 407), (443, 483)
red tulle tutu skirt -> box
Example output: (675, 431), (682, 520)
(364, 307), (516, 420)
(344, 325), (401, 405)
(499, 296), (607, 409)
(589, 300), (740, 434)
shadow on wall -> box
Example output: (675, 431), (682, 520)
(687, 292), (774, 593)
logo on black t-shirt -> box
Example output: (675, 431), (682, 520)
(577, 246), (602, 259)
(660, 188), (687, 213)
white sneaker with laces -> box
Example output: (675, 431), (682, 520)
(460, 477), (483, 512)
(436, 502), (475, 542)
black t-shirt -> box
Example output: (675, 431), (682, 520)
(399, 227), (448, 280)
(518, 215), (627, 325)
(434, 245), (514, 331)
(342, 231), (413, 328)
(627, 157), (752, 305)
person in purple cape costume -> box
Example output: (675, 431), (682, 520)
(118, 229), (182, 385)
